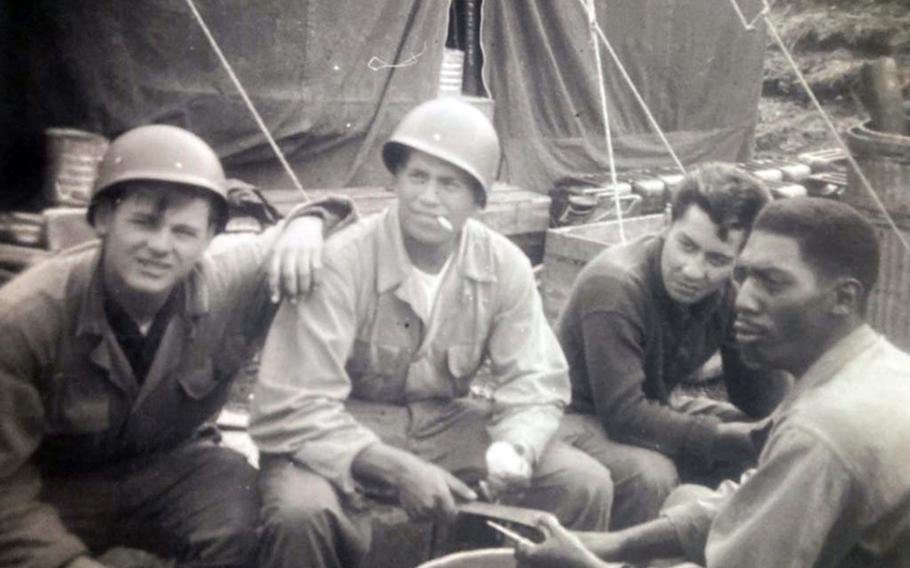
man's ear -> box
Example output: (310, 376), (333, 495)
(661, 207), (673, 231)
(93, 200), (114, 238)
(830, 277), (864, 318)
(203, 223), (217, 246)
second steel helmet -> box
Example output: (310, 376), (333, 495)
(88, 124), (228, 228)
(382, 97), (501, 207)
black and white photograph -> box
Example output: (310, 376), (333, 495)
(1, 1), (909, 567)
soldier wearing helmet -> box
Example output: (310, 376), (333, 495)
(0, 124), (354, 568)
(250, 98), (614, 568)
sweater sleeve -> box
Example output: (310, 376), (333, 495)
(576, 275), (722, 466)
(485, 248), (568, 464)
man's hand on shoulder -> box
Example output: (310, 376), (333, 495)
(268, 215), (325, 303)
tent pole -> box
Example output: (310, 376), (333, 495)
(184, 0), (310, 201)
(584, 0), (625, 242)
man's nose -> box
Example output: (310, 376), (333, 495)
(735, 278), (760, 314)
(680, 255), (707, 281)
(146, 227), (172, 253)
(417, 179), (442, 205)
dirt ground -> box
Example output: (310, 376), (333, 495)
(755, 0), (910, 158)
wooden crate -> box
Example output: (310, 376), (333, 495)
(0, 243), (51, 273)
(540, 214), (666, 322)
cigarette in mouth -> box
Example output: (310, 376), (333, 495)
(437, 216), (454, 231)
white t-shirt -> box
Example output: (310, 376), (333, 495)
(412, 255), (453, 319)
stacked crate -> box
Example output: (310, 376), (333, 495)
(0, 129), (106, 286)
(540, 151), (850, 322)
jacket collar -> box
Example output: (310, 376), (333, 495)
(75, 245), (210, 339)
(75, 248), (109, 338)
(777, 324), (879, 414)
(375, 205), (497, 296)
(647, 235), (674, 309)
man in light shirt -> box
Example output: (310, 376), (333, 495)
(250, 98), (614, 568)
(516, 197), (910, 568)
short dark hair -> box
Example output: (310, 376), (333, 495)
(386, 145), (487, 208)
(671, 162), (772, 242)
(752, 197), (880, 308)
(97, 180), (228, 232)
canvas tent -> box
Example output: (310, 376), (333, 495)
(0, 0), (767, 205)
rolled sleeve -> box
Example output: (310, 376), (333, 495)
(206, 195), (359, 342)
(210, 194), (358, 282)
(288, 195), (358, 234)
(704, 424), (856, 567)
(249, 261), (378, 495)
(661, 478), (741, 565)
(485, 252), (569, 464)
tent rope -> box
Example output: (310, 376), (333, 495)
(368, 43), (426, 71)
(583, 0), (625, 241)
(733, 0), (910, 255)
(729, 0), (771, 31)
(184, 0), (310, 202)
(577, 0), (687, 175)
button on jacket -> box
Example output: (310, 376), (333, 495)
(251, 207), (569, 495)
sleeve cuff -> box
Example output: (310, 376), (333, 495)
(662, 503), (712, 565)
(286, 196), (355, 221)
(681, 416), (722, 469)
(489, 405), (562, 465)
(292, 429), (380, 497)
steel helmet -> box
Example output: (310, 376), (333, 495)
(88, 124), (228, 229)
(382, 97), (501, 207)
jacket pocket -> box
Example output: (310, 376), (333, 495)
(347, 339), (409, 401)
(447, 343), (484, 380)
(178, 360), (220, 400)
(47, 374), (110, 434)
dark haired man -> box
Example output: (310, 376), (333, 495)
(0, 124), (353, 568)
(518, 196), (910, 568)
(250, 97), (613, 568)
(556, 163), (790, 528)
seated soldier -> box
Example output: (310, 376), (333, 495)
(517, 197), (910, 568)
(556, 163), (791, 528)
(0, 125), (352, 568)
(249, 97), (614, 568)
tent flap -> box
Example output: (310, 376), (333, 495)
(19, 0), (449, 191)
(481, 0), (767, 194)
